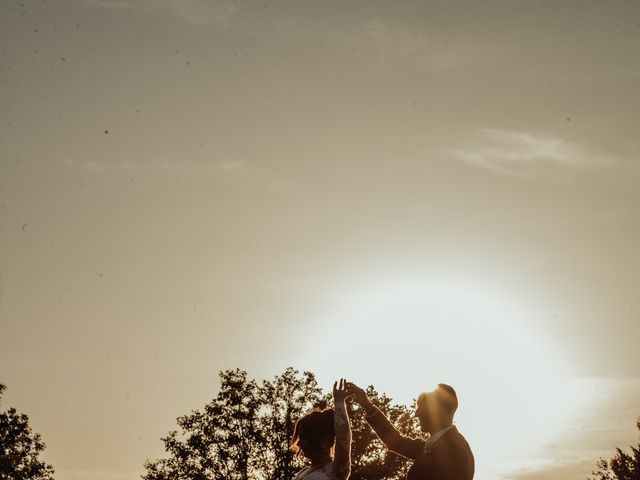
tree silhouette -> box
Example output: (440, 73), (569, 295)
(255, 368), (328, 480)
(143, 369), (264, 480)
(143, 369), (421, 480)
(0, 384), (55, 480)
(590, 419), (640, 480)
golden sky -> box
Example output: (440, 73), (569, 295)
(1, 1), (639, 479)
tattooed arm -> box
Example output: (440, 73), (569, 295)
(332, 379), (352, 480)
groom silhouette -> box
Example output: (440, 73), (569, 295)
(346, 382), (474, 480)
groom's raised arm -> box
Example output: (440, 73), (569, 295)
(346, 382), (423, 460)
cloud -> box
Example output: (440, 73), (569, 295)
(84, 0), (237, 25)
(506, 377), (640, 480)
(62, 157), (289, 192)
(510, 459), (597, 480)
(348, 19), (468, 71)
(120, 158), (245, 174)
(64, 158), (245, 174)
(445, 128), (615, 177)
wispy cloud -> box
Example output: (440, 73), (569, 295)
(511, 459), (598, 480)
(348, 19), (473, 71)
(445, 128), (615, 177)
(506, 377), (640, 480)
(63, 157), (290, 192)
(64, 157), (245, 174)
(84, 0), (237, 25)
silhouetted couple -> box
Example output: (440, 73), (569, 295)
(291, 380), (474, 480)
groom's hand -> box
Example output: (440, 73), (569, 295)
(345, 381), (375, 413)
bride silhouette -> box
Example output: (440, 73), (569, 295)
(291, 379), (352, 480)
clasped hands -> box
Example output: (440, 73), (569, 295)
(332, 379), (375, 413)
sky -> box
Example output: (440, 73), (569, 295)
(1, 1), (639, 479)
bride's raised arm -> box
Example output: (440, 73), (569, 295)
(332, 379), (352, 480)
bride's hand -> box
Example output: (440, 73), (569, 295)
(333, 378), (351, 403)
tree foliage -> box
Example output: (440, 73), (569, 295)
(143, 369), (421, 480)
(590, 419), (640, 480)
(0, 384), (55, 480)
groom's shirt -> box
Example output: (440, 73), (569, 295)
(365, 407), (474, 480)
(426, 426), (454, 446)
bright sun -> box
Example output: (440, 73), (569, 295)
(298, 273), (583, 478)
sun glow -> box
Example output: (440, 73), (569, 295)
(298, 272), (584, 479)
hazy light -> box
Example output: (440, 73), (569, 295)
(298, 272), (585, 479)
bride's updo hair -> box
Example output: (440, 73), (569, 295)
(291, 407), (335, 456)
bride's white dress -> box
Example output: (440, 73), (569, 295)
(293, 463), (338, 480)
